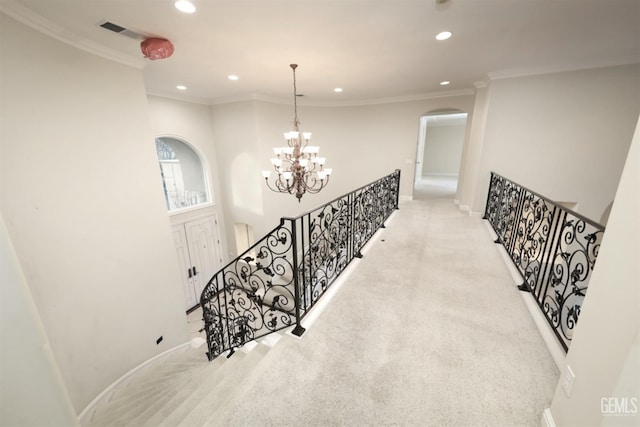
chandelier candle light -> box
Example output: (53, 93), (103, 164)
(262, 64), (332, 202)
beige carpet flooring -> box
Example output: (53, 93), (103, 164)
(197, 177), (560, 426)
(86, 176), (560, 427)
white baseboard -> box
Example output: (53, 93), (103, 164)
(422, 172), (459, 177)
(77, 341), (192, 424)
(287, 215), (394, 339)
(399, 195), (413, 202)
(288, 258), (359, 339)
(520, 291), (566, 372)
(459, 204), (483, 217)
(541, 408), (556, 427)
(483, 221), (565, 372)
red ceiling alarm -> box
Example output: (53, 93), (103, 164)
(140, 38), (174, 60)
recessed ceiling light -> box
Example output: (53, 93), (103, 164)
(440, 81), (450, 86)
(228, 75), (239, 81)
(176, 85), (187, 90)
(436, 31), (452, 41)
(334, 88), (343, 93)
(175, 0), (196, 14)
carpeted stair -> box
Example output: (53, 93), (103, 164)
(83, 333), (285, 427)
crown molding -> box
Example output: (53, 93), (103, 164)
(146, 90), (212, 106)
(207, 88), (475, 107)
(147, 91), (280, 107)
(154, 88), (476, 108)
(310, 89), (476, 107)
(209, 93), (285, 106)
(0, 1), (145, 69)
(488, 55), (640, 81)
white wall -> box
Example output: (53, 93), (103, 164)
(211, 95), (475, 242)
(422, 124), (466, 175)
(457, 83), (490, 211)
(210, 100), (266, 257)
(467, 64), (640, 220)
(0, 14), (189, 413)
(549, 116), (639, 426)
(147, 96), (230, 259)
(299, 100), (474, 202)
(0, 213), (78, 426)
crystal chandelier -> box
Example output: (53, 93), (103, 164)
(262, 64), (332, 202)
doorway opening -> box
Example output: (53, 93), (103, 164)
(414, 111), (468, 200)
(234, 223), (255, 256)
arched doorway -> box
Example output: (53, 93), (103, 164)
(414, 110), (468, 200)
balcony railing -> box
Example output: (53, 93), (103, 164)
(200, 170), (401, 360)
(484, 172), (605, 351)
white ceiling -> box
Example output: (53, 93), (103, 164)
(3, 0), (639, 106)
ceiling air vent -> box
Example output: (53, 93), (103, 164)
(98, 21), (146, 40)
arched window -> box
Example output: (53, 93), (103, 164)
(155, 137), (210, 212)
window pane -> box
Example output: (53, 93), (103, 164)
(155, 137), (209, 211)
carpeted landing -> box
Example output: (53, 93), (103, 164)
(86, 187), (559, 427)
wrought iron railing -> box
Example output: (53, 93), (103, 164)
(483, 172), (605, 351)
(201, 170), (401, 360)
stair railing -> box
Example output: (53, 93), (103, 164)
(201, 169), (401, 360)
(483, 172), (605, 351)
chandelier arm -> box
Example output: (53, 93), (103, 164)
(265, 173), (293, 194)
(301, 174), (327, 194)
(306, 161), (319, 173)
(303, 183), (324, 195)
(301, 136), (310, 152)
(264, 177), (283, 193)
(275, 176), (294, 194)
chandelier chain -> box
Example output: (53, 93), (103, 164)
(291, 64), (299, 129)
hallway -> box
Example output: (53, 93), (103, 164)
(87, 180), (559, 427)
(413, 174), (459, 201)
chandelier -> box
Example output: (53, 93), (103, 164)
(262, 64), (331, 202)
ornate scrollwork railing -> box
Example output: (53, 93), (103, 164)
(201, 170), (401, 360)
(288, 170), (400, 315)
(483, 172), (605, 351)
